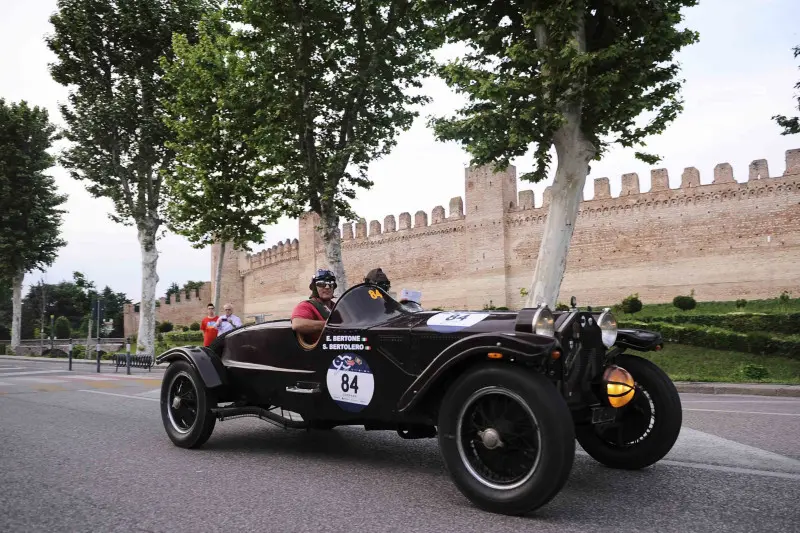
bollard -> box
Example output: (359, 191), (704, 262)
(126, 337), (131, 375)
(68, 338), (73, 371)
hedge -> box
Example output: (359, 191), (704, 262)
(620, 320), (800, 360)
(627, 313), (800, 336)
(163, 330), (204, 343)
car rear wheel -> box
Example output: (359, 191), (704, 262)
(437, 363), (575, 516)
(160, 360), (216, 448)
(575, 354), (682, 469)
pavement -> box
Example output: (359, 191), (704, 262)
(2, 354), (798, 396)
(1, 358), (799, 532)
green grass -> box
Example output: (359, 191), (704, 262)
(639, 343), (800, 384)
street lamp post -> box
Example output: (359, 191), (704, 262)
(50, 314), (54, 352)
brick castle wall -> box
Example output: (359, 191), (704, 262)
(123, 148), (800, 336)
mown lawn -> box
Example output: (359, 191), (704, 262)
(638, 343), (800, 384)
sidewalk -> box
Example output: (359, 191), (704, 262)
(3, 354), (798, 396)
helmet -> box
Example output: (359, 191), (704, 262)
(310, 268), (337, 292)
(364, 268), (390, 292)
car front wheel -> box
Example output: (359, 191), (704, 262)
(575, 354), (682, 469)
(437, 363), (575, 516)
(160, 360), (217, 448)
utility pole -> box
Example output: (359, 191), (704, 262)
(50, 314), (54, 351)
(85, 294), (94, 360)
(39, 279), (46, 356)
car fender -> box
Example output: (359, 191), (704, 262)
(615, 328), (663, 351)
(396, 332), (558, 413)
(156, 346), (228, 389)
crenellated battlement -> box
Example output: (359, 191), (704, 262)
(241, 237), (300, 273)
(508, 148), (800, 224)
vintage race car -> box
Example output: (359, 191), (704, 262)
(156, 283), (681, 516)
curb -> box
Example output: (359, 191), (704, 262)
(674, 382), (800, 397)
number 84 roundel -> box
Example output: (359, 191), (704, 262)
(326, 353), (375, 413)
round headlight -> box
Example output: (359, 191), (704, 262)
(598, 308), (618, 347)
(531, 306), (555, 337)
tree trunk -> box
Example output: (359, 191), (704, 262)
(214, 241), (226, 310)
(320, 205), (348, 297)
(525, 115), (595, 309)
(10, 268), (23, 352)
(136, 221), (159, 357)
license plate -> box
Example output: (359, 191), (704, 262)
(591, 406), (617, 424)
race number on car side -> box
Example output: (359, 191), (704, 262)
(326, 353), (375, 412)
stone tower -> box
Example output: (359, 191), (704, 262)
(463, 163), (517, 309)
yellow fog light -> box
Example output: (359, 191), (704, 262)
(604, 365), (635, 408)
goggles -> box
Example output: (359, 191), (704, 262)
(315, 280), (336, 288)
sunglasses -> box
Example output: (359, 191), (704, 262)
(315, 281), (335, 288)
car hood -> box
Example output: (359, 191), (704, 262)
(407, 310), (520, 336)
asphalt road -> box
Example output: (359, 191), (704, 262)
(1, 360), (799, 533)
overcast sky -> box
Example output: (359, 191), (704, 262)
(2, 0), (799, 302)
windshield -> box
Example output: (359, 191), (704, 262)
(326, 284), (415, 328)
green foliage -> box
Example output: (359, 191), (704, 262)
(428, 0), (700, 180)
(163, 330), (204, 343)
(735, 299), (747, 309)
(621, 294), (643, 314)
(773, 45), (800, 135)
(161, 14), (283, 252)
(620, 320), (800, 360)
(0, 99), (68, 281)
(54, 316), (71, 338)
(629, 312), (800, 336)
(778, 291), (791, 305)
(190, 321), (200, 331)
(46, 0), (216, 227)
(673, 290), (697, 311)
(555, 303), (570, 311)
(158, 321), (174, 333)
(735, 363), (769, 381)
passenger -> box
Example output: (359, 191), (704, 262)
(291, 269), (337, 344)
(364, 268), (423, 312)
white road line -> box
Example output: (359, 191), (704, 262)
(656, 459), (800, 481)
(683, 399), (800, 404)
(10, 377), (67, 384)
(77, 390), (159, 402)
(0, 380), (16, 386)
(136, 388), (162, 397)
(0, 367), (27, 370)
(684, 408), (800, 417)
(0, 370), (65, 378)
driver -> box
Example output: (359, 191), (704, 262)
(291, 269), (337, 344)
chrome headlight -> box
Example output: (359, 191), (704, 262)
(597, 308), (618, 348)
(531, 305), (555, 337)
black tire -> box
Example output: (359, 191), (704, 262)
(576, 354), (682, 470)
(437, 363), (575, 516)
(160, 360), (217, 448)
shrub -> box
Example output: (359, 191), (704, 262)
(158, 321), (173, 333)
(190, 322), (200, 331)
(556, 302), (570, 311)
(735, 299), (747, 309)
(778, 291), (791, 304)
(673, 290), (697, 311)
(54, 316), (72, 339)
(736, 363), (769, 380)
(163, 330), (204, 343)
(618, 320), (800, 359)
(628, 312), (800, 336)
(181, 325), (189, 332)
(621, 293), (643, 314)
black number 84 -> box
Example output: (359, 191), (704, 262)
(341, 373), (359, 393)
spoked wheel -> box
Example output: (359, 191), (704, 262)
(160, 360), (216, 448)
(576, 354), (682, 470)
(438, 364), (575, 516)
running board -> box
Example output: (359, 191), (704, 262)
(211, 405), (308, 429)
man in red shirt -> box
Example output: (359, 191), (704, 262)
(291, 269), (337, 345)
(200, 303), (219, 347)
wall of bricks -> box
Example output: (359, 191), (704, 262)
(123, 282), (213, 337)
(124, 148), (800, 335)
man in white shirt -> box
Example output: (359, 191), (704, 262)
(216, 303), (242, 334)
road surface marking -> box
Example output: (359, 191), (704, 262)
(682, 399), (800, 404)
(0, 380), (16, 386)
(77, 390), (159, 402)
(684, 408), (800, 417)
(10, 377), (68, 384)
(0, 367), (27, 370)
(656, 459), (800, 481)
(0, 370), (65, 377)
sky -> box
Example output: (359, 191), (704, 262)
(1, 0), (799, 302)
